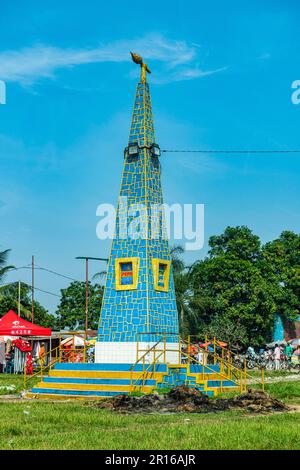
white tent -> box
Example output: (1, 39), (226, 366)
(61, 336), (85, 347)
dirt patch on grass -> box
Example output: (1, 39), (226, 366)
(97, 386), (289, 414)
(226, 389), (289, 413)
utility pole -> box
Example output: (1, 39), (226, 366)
(75, 256), (108, 338)
(85, 258), (88, 335)
(18, 280), (21, 316)
(31, 255), (34, 323)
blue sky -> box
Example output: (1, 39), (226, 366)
(0, 0), (300, 314)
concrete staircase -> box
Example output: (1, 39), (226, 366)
(159, 364), (237, 396)
(26, 362), (238, 400)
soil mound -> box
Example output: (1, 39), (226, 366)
(96, 386), (289, 414)
(226, 388), (288, 413)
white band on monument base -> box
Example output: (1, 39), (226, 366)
(95, 341), (180, 364)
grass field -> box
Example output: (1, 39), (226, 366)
(263, 380), (300, 401)
(0, 373), (299, 450)
(0, 401), (299, 450)
(249, 369), (300, 379)
(0, 373), (39, 395)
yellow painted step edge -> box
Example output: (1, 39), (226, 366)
(26, 392), (107, 401)
(49, 370), (165, 379)
(35, 382), (154, 392)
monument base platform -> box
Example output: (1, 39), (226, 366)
(26, 362), (239, 400)
(95, 341), (180, 364)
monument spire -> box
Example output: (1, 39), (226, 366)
(95, 54), (179, 364)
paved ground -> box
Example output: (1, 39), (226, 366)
(249, 373), (300, 384)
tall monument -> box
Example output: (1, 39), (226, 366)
(95, 54), (179, 363)
(28, 56), (240, 401)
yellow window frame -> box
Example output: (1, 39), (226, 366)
(152, 258), (171, 292)
(115, 257), (140, 291)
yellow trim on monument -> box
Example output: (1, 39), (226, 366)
(152, 258), (171, 292)
(115, 257), (140, 291)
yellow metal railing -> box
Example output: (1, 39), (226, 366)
(186, 335), (235, 365)
(23, 331), (91, 389)
(130, 341), (243, 394)
(183, 336), (265, 392)
(179, 337), (246, 392)
(136, 332), (179, 363)
(24, 344), (87, 389)
(24, 344), (58, 389)
(130, 333), (264, 395)
(208, 336), (264, 391)
(181, 350), (243, 393)
(129, 335), (167, 392)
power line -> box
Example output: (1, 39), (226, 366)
(9, 262), (102, 301)
(30, 285), (61, 298)
(11, 264), (32, 270)
(12, 265), (80, 282)
(4, 260), (96, 298)
(0, 280), (61, 298)
(162, 149), (300, 154)
(35, 265), (79, 282)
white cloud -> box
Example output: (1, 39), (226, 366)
(153, 66), (227, 84)
(0, 33), (226, 85)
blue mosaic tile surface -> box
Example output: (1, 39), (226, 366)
(98, 82), (179, 343)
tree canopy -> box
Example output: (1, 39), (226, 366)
(2, 228), (299, 346)
(0, 249), (53, 325)
(185, 227), (300, 346)
(0, 248), (14, 282)
(262, 231), (300, 321)
(55, 281), (104, 330)
(0, 282), (55, 327)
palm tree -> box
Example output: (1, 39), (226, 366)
(170, 245), (196, 337)
(170, 245), (185, 273)
(0, 249), (14, 282)
(0, 282), (32, 319)
(92, 270), (107, 283)
(0, 249), (32, 319)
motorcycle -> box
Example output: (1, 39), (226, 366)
(256, 353), (267, 370)
(246, 352), (256, 369)
(233, 354), (244, 369)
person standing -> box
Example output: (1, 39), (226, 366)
(26, 352), (33, 375)
(274, 344), (281, 370)
(38, 342), (46, 367)
(198, 348), (204, 364)
(285, 343), (293, 366)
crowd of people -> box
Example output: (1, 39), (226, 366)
(180, 339), (300, 371)
(244, 342), (300, 370)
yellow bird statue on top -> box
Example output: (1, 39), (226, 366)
(130, 52), (151, 83)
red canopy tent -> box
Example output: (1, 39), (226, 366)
(0, 310), (51, 336)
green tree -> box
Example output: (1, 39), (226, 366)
(170, 245), (196, 338)
(0, 282), (31, 319)
(55, 281), (103, 330)
(262, 231), (300, 322)
(189, 226), (279, 346)
(0, 248), (14, 281)
(0, 248), (32, 318)
(201, 315), (247, 348)
(0, 282), (55, 327)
